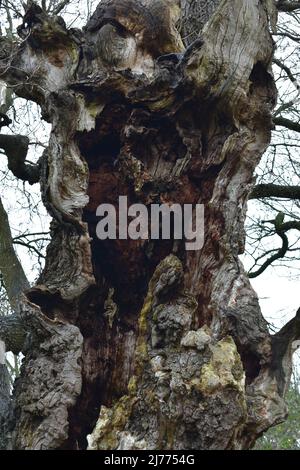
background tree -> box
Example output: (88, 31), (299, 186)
(0, 0), (299, 450)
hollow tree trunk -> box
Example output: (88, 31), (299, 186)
(0, 0), (297, 450)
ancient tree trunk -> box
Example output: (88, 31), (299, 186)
(0, 0), (298, 450)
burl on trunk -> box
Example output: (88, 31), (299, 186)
(0, 0), (298, 450)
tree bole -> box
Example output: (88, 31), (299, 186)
(0, 0), (295, 450)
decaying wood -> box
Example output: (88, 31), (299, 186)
(0, 0), (297, 450)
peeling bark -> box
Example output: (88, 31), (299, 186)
(0, 0), (296, 450)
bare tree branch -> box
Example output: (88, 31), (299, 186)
(248, 213), (291, 278)
(0, 134), (40, 184)
(250, 183), (300, 200)
(273, 31), (300, 42)
(276, 1), (300, 12)
(53, 0), (71, 15)
(281, 220), (300, 231)
(273, 116), (300, 133)
(273, 57), (299, 90)
(248, 231), (289, 277)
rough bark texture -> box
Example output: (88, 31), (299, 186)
(0, 0), (297, 450)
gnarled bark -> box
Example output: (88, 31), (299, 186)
(0, 0), (297, 450)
